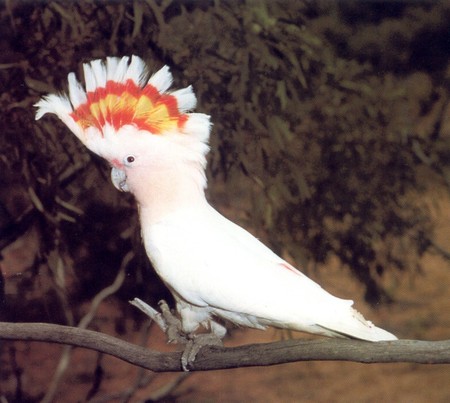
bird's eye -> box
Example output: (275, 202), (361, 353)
(125, 155), (135, 164)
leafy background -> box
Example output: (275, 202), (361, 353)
(0, 1), (449, 401)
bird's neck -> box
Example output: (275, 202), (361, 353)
(129, 161), (208, 225)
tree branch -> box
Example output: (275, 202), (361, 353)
(429, 237), (450, 261)
(0, 322), (448, 372)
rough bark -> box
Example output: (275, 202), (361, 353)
(1, 322), (448, 372)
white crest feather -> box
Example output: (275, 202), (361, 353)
(34, 93), (84, 140)
(112, 56), (130, 83)
(90, 59), (107, 88)
(183, 113), (211, 144)
(148, 65), (173, 93)
(171, 86), (197, 112)
(35, 93), (71, 120)
(68, 73), (87, 108)
(105, 57), (119, 81)
(124, 55), (148, 86)
(35, 55), (211, 155)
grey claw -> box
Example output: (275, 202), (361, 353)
(180, 333), (224, 371)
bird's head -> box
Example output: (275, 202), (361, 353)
(35, 56), (211, 194)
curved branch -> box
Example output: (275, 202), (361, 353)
(429, 238), (450, 261)
(0, 322), (448, 372)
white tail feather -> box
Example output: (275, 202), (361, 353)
(315, 307), (397, 341)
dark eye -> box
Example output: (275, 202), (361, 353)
(126, 155), (135, 164)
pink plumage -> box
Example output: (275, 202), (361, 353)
(35, 56), (397, 364)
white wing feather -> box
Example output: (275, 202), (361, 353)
(143, 205), (397, 342)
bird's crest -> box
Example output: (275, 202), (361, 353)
(70, 65), (189, 135)
(35, 56), (209, 152)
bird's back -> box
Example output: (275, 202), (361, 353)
(142, 204), (397, 341)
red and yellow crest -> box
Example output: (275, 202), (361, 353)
(36, 56), (197, 139)
(35, 56), (210, 155)
(70, 78), (189, 134)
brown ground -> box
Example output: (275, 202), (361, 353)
(1, 193), (449, 402)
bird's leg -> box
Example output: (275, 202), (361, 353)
(129, 298), (188, 344)
(158, 300), (188, 344)
(130, 298), (226, 371)
(181, 320), (225, 371)
(129, 297), (167, 331)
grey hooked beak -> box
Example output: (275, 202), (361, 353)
(111, 167), (130, 192)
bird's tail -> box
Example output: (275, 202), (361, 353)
(316, 306), (397, 341)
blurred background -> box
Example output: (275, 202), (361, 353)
(0, 1), (449, 402)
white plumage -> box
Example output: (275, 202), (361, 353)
(35, 56), (397, 348)
(148, 64), (172, 93)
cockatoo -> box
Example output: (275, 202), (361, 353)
(35, 55), (397, 369)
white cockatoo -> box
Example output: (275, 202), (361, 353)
(35, 56), (397, 368)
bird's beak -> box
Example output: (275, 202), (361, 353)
(111, 167), (130, 192)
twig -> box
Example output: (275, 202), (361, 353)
(41, 252), (131, 403)
(146, 372), (190, 401)
(0, 322), (448, 372)
(429, 238), (450, 261)
(89, 321), (157, 403)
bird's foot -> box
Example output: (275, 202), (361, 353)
(181, 332), (223, 371)
(129, 298), (187, 344)
(130, 298), (224, 371)
(158, 300), (188, 344)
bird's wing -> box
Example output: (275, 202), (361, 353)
(143, 206), (396, 341)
